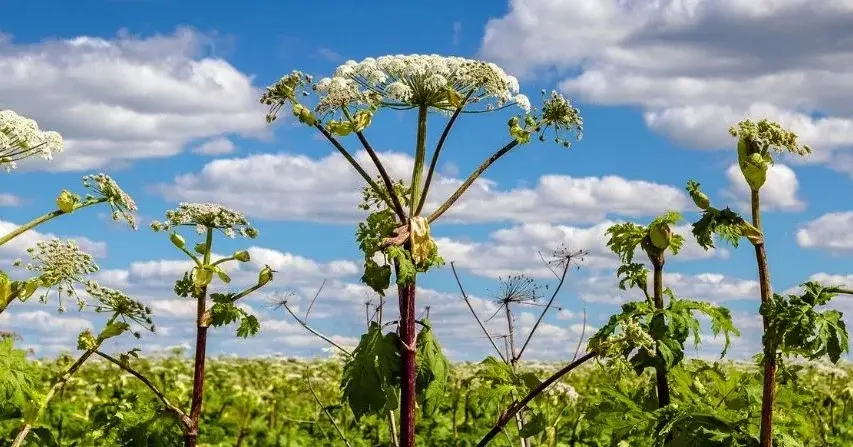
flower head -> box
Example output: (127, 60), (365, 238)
(0, 110), (65, 171)
(151, 202), (258, 238)
(21, 239), (99, 311)
(262, 55), (532, 121)
(82, 173), (138, 229)
(85, 281), (155, 333)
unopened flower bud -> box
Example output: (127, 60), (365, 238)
(56, 190), (78, 213)
(690, 190), (711, 210)
(233, 250), (250, 262)
(649, 222), (672, 250)
(258, 265), (274, 286)
(170, 232), (186, 250)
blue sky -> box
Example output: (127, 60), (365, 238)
(2, 0), (853, 362)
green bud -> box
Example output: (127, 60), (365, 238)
(194, 243), (208, 255)
(258, 265), (275, 287)
(508, 116), (520, 127)
(352, 110), (373, 132)
(170, 232), (186, 250)
(649, 222), (672, 250)
(690, 190), (711, 210)
(77, 330), (98, 351)
(194, 266), (214, 288)
(56, 190), (79, 213)
(328, 120), (353, 137)
(233, 250), (251, 262)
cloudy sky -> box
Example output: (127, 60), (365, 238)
(2, 0), (853, 363)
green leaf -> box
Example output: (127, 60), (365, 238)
(236, 315), (260, 338)
(361, 258), (391, 296)
(97, 322), (131, 342)
(215, 267), (231, 284)
(519, 410), (546, 438)
(341, 322), (401, 419)
(30, 425), (59, 447)
(415, 319), (450, 416)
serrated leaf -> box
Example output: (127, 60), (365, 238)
(341, 323), (401, 419)
(415, 319), (449, 416)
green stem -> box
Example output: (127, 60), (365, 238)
(410, 105), (429, 217)
(753, 189), (776, 447)
(12, 313), (118, 447)
(416, 91), (474, 216)
(428, 140), (520, 224)
(312, 123), (389, 209)
(0, 198), (106, 247)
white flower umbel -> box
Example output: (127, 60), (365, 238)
(0, 110), (64, 172)
(85, 280), (154, 334)
(263, 54), (531, 116)
(82, 173), (139, 230)
(150, 202), (258, 238)
(19, 239), (99, 311)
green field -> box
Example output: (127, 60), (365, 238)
(2, 345), (851, 446)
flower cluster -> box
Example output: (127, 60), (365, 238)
(86, 281), (155, 333)
(0, 109), (64, 171)
(151, 202), (258, 238)
(315, 55), (529, 113)
(729, 119), (811, 156)
(15, 239), (99, 310)
(544, 381), (580, 405)
(261, 55), (532, 122)
(82, 173), (139, 229)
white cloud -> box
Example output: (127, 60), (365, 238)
(0, 219), (107, 260)
(796, 212), (853, 253)
(0, 27), (267, 171)
(480, 0), (853, 166)
(157, 150), (690, 224)
(0, 194), (20, 206)
(440, 221), (727, 278)
(192, 136), (237, 155)
(578, 271), (758, 304)
(723, 163), (806, 212)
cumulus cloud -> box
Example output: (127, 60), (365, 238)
(191, 136), (237, 155)
(723, 163), (806, 212)
(0, 27), (267, 171)
(796, 212), (853, 253)
(577, 271), (759, 304)
(156, 150), (690, 224)
(480, 0), (853, 167)
(440, 221), (727, 278)
(0, 219), (107, 260)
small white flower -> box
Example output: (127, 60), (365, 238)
(151, 202), (258, 238)
(0, 110), (65, 171)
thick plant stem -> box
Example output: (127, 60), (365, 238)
(651, 259), (671, 408)
(752, 190), (776, 447)
(186, 229), (214, 447)
(397, 270), (417, 447)
(410, 105), (429, 216)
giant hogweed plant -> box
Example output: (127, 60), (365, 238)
(582, 212), (740, 444)
(261, 54), (583, 447)
(117, 202), (276, 447)
(687, 119), (851, 447)
(8, 283), (155, 447)
(0, 173), (138, 315)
